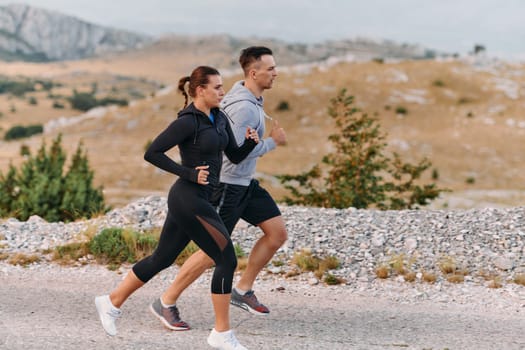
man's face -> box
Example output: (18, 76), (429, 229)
(251, 54), (277, 90)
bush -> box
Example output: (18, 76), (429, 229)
(0, 135), (107, 222)
(278, 89), (447, 210)
(69, 91), (98, 111)
(276, 100), (290, 111)
(90, 228), (135, 264)
(52, 100), (65, 109)
(4, 124), (43, 141)
(98, 97), (129, 107)
(395, 106), (408, 115)
(68, 91), (129, 111)
(0, 79), (35, 96)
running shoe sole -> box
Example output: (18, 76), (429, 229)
(230, 299), (269, 316)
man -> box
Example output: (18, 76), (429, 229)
(149, 46), (288, 331)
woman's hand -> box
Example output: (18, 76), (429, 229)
(245, 127), (259, 143)
(195, 165), (209, 185)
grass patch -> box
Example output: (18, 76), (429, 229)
(375, 265), (390, 279)
(324, 273), (345, 285)
(422, 270), (437, 283)
(403, 271), (416, 282)
(89, 227), (158, 267)
(446, 273), (464, 284)
(514, 274), (525, 286)
(53, 242), (90, 264)
(488, 277), (503, 289)
(291, 249), (340, 280)
(175, 241), (200, 266)
(236, 257), (248, 272)
(438, 256), (457, 275)
(234, 243), (246, 258)
(8, 253), (40, 266)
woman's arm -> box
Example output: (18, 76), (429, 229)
(223, 115), (258, 164)
(144, 116), (199, 182)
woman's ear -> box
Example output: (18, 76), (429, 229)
(196, 85), (204, 97)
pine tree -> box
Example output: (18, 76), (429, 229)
(60, 142), (105, 221)
(0, 135), (107, 222)
(14, 136), (66, 221)
(278, 89), (446, 210)
(0, 165), (18, 217)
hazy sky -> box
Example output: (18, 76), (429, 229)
(1, 0), (525, 58)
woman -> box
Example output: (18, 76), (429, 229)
(95, 66), (258, 350)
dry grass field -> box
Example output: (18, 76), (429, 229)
(1, 50), (524, 209)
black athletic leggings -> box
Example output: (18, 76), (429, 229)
(133, 179), (237, 294)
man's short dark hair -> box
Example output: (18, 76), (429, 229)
(239, 46), (273, 74)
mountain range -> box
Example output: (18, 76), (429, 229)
(0, 3), (441, 63)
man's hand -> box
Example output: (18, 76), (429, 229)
(269, 120), (287, 146)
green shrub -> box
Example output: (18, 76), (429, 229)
(52, 100), (65, 109)
(89, 228), (135, 264)
(69, 91), (98, 111)
(0, 79), (35, 96)
(4, 124), (43, 141)
(69, 91), (129, 111)
(276, 100), (290, 111)
(0, 135), (107, 222)
(98, 97), (129, 107)
(278, 89), (447, 209)
(89, 227), (158, 266)
(28, 96), (38, 105)
(395, 106), (408, 115)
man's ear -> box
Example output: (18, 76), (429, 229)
(249, 68), (257, 80)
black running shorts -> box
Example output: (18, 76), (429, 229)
(211, 179), (281, 235)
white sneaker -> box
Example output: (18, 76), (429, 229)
(95, 295), (122, 336)
(207, 328), (247, 350)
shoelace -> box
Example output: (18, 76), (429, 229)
(168, 305), (181, 320)
(244, 291), (259, 304)
(107, 308), (122, 319)
(225, 332), (240, 347)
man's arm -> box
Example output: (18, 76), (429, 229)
(226, 104), (277, 159)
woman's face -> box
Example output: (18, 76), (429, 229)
(198, 74), (224, 109)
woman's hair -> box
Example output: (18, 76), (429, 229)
(178, 66), (220, 108)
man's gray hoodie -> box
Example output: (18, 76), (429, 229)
(219, 80), (276, 186)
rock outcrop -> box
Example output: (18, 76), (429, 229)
(0, 3), (151, 61)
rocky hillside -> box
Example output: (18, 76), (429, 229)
(0, 3), (151, 61)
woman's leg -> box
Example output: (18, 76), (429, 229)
(108, 212), (190, 307)
(190, 213), (238, 332)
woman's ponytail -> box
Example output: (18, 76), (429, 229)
(178, 76), (191, 108)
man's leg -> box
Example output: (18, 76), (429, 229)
(235, 215), (287, 292)
(160, 249), (214, 305)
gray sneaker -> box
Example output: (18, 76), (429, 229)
(95, 295), (121, 336)
(149, 298), (190, 331)
(230, 289), (269, 315)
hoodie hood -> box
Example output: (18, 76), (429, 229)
(177, 103), (220, 144)
(220, 81), (263, 110)
(177, 103), (219, 120)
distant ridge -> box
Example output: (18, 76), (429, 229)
(140, 34), (441, 68)
(0, 3), (151, 61)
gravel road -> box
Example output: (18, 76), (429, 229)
(1, 262), (524, 350)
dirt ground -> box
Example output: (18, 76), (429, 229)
(1, 262), (524, 350)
